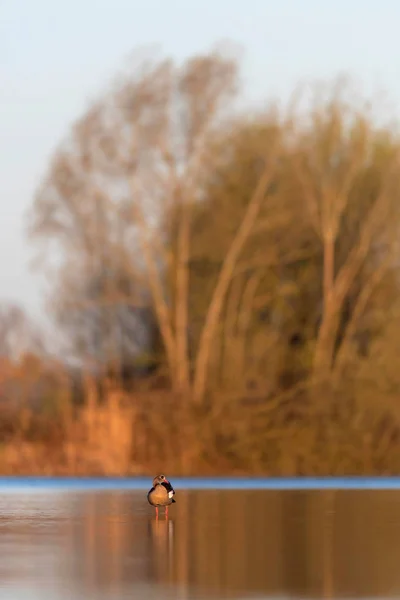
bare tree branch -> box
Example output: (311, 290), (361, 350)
(192, 152), (280, 404)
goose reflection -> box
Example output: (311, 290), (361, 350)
(149, 514), (175, 586)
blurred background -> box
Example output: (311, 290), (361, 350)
(1, 0), (400, 476)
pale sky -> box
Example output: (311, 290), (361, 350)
(1, 0), (400, 324)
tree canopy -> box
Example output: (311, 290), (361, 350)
(24, 46), (400, 474)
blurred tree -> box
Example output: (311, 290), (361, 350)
(289, 85), (400, 382)
(28, 45), (283, 402)
(172, 114), (316, 395)
(181, 81), (400, 398)
(27, 44), (400, 410)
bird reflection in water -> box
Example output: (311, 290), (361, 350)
(149, 514), (175, 587)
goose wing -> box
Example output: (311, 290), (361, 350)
(161, 480), (175, 499)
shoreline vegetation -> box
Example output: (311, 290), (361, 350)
(2, 45), (400, 476)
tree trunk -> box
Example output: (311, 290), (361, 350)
(313, 231), (336, 378)
(175, 201), (191, 393)
(192, 165), (277, 404)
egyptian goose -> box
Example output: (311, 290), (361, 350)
(147, 474), (176, 517)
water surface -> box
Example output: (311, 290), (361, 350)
(0, 479), (399, 599)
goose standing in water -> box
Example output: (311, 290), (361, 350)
(147, 474), (176, 518)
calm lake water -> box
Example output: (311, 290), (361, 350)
(0, 477), (399, 599)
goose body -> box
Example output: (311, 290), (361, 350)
(147, 474), (176, 517)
